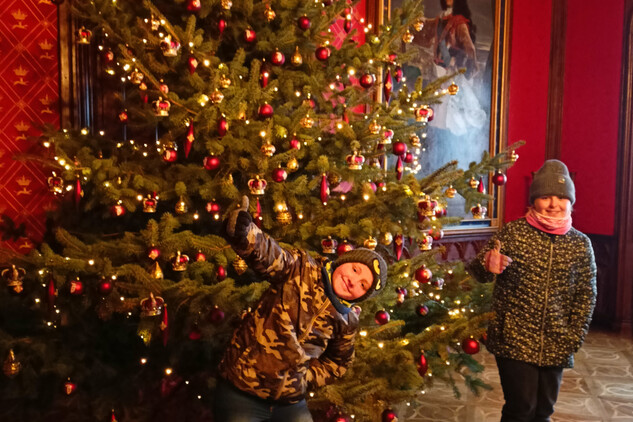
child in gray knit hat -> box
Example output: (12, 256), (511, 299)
(214, 196), (387, 422)
(468, 159), (596, 422)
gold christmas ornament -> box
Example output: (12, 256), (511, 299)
(130, 69), (144, 84)
(469, 177), (480, 189)
(300, 115), (315, 129)
(413, 18), (425, 32)
(150, 15), (160, 31)
(402, 29), (415, 43)
(380, 232), (393, 245)
(364, 236), (378, 250)
(445, 185), (456, 198)
(510, 150), (519, 162)
(287, 156), (299, 172)
(447, 82), (459, 95)
(175, 196), (188, 214)
(209, 89), (224, 104)
(2, 265), (25, 294)
(264, 5), (276, 21)
(150, 262), (164, 279)
(418, 234), (433, 251)
(275, 203), (292, 225)
(260, 142), (276, 157)
(369, 120), (381, 135)
(409, 133), (421, 148)
(291, 46), (303, 66)
(233, 256), (248, 275)
(221, 0), (233, 10)
(3, 349), (21, 378)
(219, 74), (232, 88)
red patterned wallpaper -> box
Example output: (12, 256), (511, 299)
(0, 0), (59, 254)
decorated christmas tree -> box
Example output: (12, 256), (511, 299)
(0, 0), (522, 420)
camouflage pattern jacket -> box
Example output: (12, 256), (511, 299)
(218, 222), (358, 403)
(468, 218), (597, 368)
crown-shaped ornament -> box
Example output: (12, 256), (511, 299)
(369, 120), (381, 135)
(160, 35), (181, 57)
(76, 26), (92, 44)
(415, 105), (434, 123)
(248, 175), (268, 195)
(130, 69), (144, 84)
(47, 174), (64, 195)
(152, 97), (171, 116)
(346, 151), (365, 170)
(380, 129), (394, 145)
(171, 251), (189, 271)
(471, 203), (488, 219)
(417, 234), (433, 251)
(417, 195), (437, 217)
(2, 265), (25, 293)
(143, 195), (158, 213)
(321, 236), (338, 254)
(140, 292), (164, 317)
(409, 133), (421, 148)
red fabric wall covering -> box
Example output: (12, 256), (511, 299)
(0, 0), (59, 253)
(561, 1), (623, 236)
(504, 0), (552, 222)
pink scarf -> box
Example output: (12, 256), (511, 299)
(525, 208), (572, 235)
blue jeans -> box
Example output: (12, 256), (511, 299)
(496, 357), (564, 422)
(213, 379), (313, 422)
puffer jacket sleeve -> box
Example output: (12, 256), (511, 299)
(568, 236), (597, 352)
(305, 311), (359, 388)
(467, 224), (512, 284)
(228, 221), (299, 285)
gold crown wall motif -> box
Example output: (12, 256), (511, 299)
(16, 175), (31, 187)
(14, 66), (28, 77)
(14, 121), (29, 132)
(39, 40), (53, 51)
(40, 95), (53, 106)
(12, 10), (26, 21)
(248, 175), (267, 195)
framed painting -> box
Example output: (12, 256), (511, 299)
(368, 0), (512, 235)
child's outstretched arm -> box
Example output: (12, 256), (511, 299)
(224, 195), (299, 283)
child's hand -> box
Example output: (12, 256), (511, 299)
(484, 240), (512, 274)
(225, 195), (252, 238)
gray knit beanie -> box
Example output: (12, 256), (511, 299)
(330, 248), (388, 302)
(529, 159), (576, 204)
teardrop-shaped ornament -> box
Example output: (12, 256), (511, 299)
(320, 173), (330, 205)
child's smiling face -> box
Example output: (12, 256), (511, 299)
(332, 262), (372, 301)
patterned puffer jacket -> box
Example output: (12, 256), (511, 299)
(467, 218), (597, 368)
(218, 222), (358, 403)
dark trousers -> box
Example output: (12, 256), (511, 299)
(496, 357), (564, 422)
(213, 379), (313, 422)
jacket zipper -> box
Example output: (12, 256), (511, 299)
(273, 300), (330, 400)
(538, 239), (554, 365)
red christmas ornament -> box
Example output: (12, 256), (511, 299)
(184, 120), (195, 158)
(148, 245), (161, 260)
(208, 306), (225, 324)
(428, 227), (444, 241)
(394, 234), (404, 261)
(336, 240), (354, 256)
(218, 18), (227, 35)
(64, 378), (77, 395)
(394, 65), (403, 83)
(315, 46), (330, 61)
(415, 265), (433, 283)
(111, 203), (126, 217)
(244, 27), (256, 43)
(417, 354), (428, 376)
(320, 173), (330, 204)
(195, 250), (206, 262)
(203, 155), (221, 170)
(404, 152), (414, 164)
(416, 304), (429, 316)
(395, 156), (404, 180)
(383, 69), (393, 102)
(188, 55), (198, 74)
(290, 134), (301, 150)
(477, 177), (486, 193)
(388, 52), (398, 62)
(343, 16), (352, 33)
(258, 103), (274, 119)
(47, 276), (56, 314)
(271, 49), (285, 66)
(163, 145), (178, 162)
(374, 309), (390, 325)
(218, 115), (228, 137)
(381, 409), (398, 422)
(359, 73), (375, 88)
(186, 0), (201, 12)
(69, 277), (84, 295)
(216, 265), (227, 281)
(298, 15), (311, 30)
(206, 200), (221, 215)
(98, 277), (114, 295)
(271, 166), (288, 183)
(260, 65), (270, 88)
(188, 324), (202, 340)
(74, 176), (83, 208)
(492, 171), (507, 186)
(462, 338), (480, 355)
(392, 141), (407, 157)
